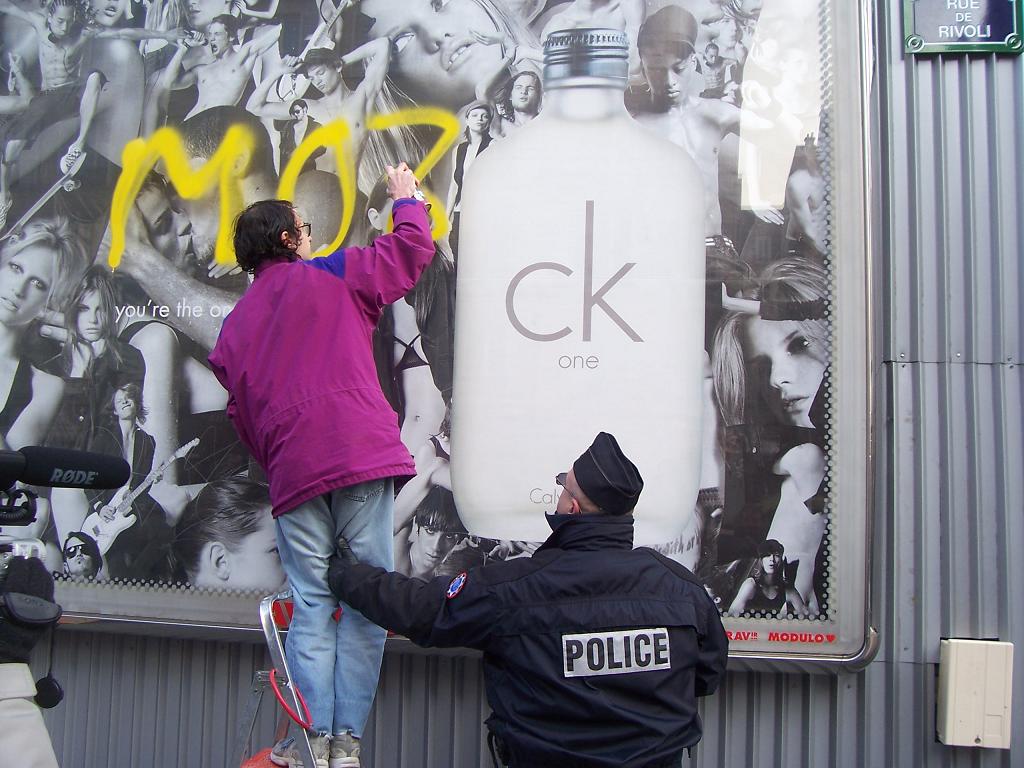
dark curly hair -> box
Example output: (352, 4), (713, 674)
(232, 199), (301, 272)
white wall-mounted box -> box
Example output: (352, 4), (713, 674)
(937, 639), (1013, 748)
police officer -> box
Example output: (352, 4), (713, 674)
(327, 432), (729, 768)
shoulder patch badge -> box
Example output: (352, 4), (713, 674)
(446, 571), (468, 599)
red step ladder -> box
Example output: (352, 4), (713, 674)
(235, 590), (319, 768)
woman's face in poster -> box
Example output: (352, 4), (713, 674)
(362, 0), (507, 110)
(76, 289), (105, 343)
(466, 105), (490, 133)
(742, 317), (826, 428)
(88, 0), (125, 27)
(186, 0), (228, 31)
(0, 245), (57, 328)
(761, 551), (781, 576)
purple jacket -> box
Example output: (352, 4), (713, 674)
(209, 199), (434, 517)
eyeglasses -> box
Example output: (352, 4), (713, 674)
(555, 472), (600, 511)
(63, 544), (85, 558)
(555, 472), (579, 502)
(297, 222), (311, 237)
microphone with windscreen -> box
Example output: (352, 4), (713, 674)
(0, 446), (131, 491)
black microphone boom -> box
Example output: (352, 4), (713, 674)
(0, 447), (131, 490)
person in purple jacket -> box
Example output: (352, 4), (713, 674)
(208, 162), (433, 768)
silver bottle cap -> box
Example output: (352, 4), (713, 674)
(543, 28), (629, 86)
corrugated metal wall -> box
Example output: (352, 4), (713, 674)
(30, 0), (1024, 765)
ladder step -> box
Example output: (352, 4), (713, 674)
(235, 592), (317, 768)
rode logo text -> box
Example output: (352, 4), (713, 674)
(50, 469), (99, 485)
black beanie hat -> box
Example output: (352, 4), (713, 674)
(572, 432), (644, 515)
(0, 556), (58, 664)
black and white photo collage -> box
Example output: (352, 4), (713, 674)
(0, 0), (831, 620)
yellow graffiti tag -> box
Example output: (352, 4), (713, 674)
(109, 126), (255, 268)
(276, 119), (356, 258)
(108, 106), (461, 266)
(367, 107), (462, 241)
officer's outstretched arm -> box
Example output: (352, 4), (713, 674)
(694, 600), (730, 697)
(329, 539), (495, 650)
(334, 561), (452, 645)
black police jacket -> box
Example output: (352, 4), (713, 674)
(334, 513), (729, 768)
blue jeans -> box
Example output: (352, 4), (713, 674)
(275, 479), (394, 736)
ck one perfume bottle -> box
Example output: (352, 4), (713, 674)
(452, 29), (705, 545)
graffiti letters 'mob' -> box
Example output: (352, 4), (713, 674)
(107, 107), (461, 268)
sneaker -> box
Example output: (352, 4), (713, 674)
(270, 733), (329, 768)
(329, 731), (361, 768)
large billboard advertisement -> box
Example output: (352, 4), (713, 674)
(0, 0), (872, 661)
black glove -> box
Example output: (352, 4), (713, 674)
(326, 535), (361, 600)
(0, 556), (60, 664)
